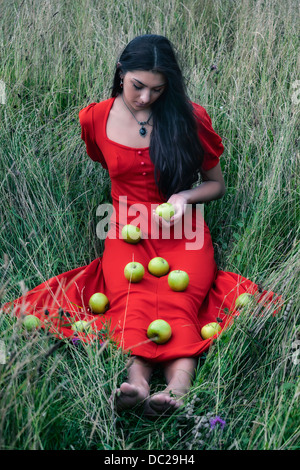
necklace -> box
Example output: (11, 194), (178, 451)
(121, 94), (152, 137)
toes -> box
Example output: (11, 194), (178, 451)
(111, 383), (149, 412)
(148, 393), (184, 414)
(143, 399), (159, 417)
(119, 382), (139, 397)
(149, 394), (173, 411)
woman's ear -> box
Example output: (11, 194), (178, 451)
(116, 62), (123, 78)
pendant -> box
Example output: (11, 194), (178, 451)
(139, 127), (147, 137)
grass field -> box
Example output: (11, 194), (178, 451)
(0, 0), (299, 450)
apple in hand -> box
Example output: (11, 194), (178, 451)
(168, 270), (189, 291)
(121, 224), (142, 244)
(88, 293), (109, 314)
(147, 319), (172, 344)
(71, 320), (92, 334)
(124, 261), (145, 282)
(23, 315), (41, 332)
(148, 257), (170, 277)
(155, 202), (175, 221)
(200, 322), (222, 340)
(235, 293), (254, 310)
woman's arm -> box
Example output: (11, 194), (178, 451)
(176, 163), (226, 204)
(152, 163), (226, 227)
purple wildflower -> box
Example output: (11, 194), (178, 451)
(209, 416), (226, 430)
(71, 337), (80, 346)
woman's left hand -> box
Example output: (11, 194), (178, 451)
(168, 193), (189, 225)
(152, 193), (189, 228)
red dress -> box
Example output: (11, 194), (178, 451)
(4, 98), (281, 362)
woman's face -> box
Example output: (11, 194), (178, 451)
(121, 70), (167, 112)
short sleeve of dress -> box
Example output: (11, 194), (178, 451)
(192, 103), (224, 171)
(79, 102), (108, 169)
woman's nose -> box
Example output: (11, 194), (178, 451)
(140, 89), (151, 104)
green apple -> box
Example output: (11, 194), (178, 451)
(71, 320), (92, 333)
(124, 261), (145, 283)
(235, 293), (254, 310)
(168, 270), (189, 291)
(148, 257), (170, 277)
(155, 202), (175, 221)
(121, 224), (142, 244)
(23, 315), (41, 332)
(147, 319), (172, 344)
(200, 322), (222, 340)
(88, 292), (109, 314)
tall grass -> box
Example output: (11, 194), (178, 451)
(0, 0), (299, 450)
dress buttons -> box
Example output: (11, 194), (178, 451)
(142, 172), (147, 176)
(137, 151), (142, 155)
(140, 161), (145, 165)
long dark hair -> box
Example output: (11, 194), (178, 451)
(111, 34), (204, 200)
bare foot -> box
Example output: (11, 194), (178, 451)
(112, 382), (150, 412)
(144, 388), (185, 416)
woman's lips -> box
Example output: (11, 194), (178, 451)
(135, 102), (150, 107)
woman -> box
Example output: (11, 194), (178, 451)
(79, 34), (240, 415)
(6, 35), (276, 416)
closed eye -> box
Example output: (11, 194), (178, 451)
(133, 83), (164, 93)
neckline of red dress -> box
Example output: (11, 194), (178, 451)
(103, 97), (150, 151)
